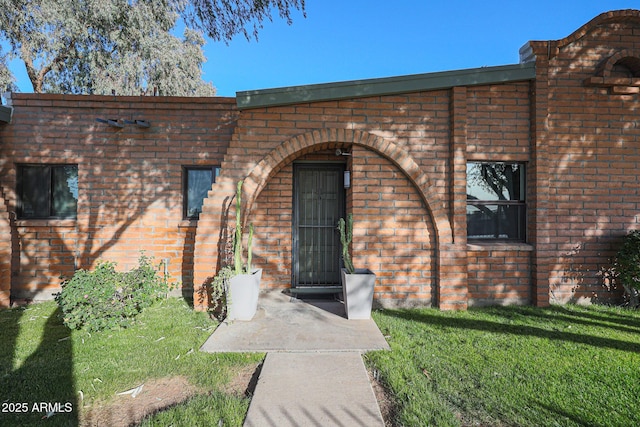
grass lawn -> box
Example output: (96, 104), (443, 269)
(366, 304), (640, 427)
(3, 298), (639, 427)
(0, 297), (263, 427)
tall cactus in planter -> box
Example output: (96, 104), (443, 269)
(233, 180), (254, 275)
(338, 214), (355, 274)
(210, 179), (261, 321)
(338, 213), (376, 320)
(234, 180), (243, 275)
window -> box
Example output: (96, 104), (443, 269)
(17, 164), (78, 219)
(184, 166), (220, 219)
(466, 162), (525, 241)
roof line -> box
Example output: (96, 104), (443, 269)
(236, 62), (536, 110)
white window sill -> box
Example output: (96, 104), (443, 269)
(467, 241), (533, 251)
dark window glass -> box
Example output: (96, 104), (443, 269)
(18, 165), (78, 219)
(184, 166), (220, 219)
(466, 162), (525, 240)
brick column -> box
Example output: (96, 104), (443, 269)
(438, 86), (468, 310)
(0, 194), (10, 307)
(530, 59), (551, 307)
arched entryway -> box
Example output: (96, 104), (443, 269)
(193, 128), (453, 309)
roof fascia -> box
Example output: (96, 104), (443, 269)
(237, 62), (535, 110)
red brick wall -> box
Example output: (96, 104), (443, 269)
(0, 186), (10, 307)
(0, 94), (237, 300)
(527, 11), (640, 303)
(350, 145), (436, 307)
(463, 83), (534, 306)
(251, 163), (294, 289)
(190, 83), (537, 310)
(3, 11), (639, 310)
(193, 93), (457, 309)
(466, 83), (531, 159)
(467, 246), (532, 306)
(234, 141), (437, 309)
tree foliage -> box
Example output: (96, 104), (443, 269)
(0, 0), (305, 95)
(0, 46), (16, 93)
(182, 0), (305, 42)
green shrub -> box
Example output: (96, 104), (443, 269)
(55, 254), (168, 331)
(614, 230), (640, 308)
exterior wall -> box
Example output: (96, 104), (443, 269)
(251, 163), (294, 289)
(467, 246), (532, 306)
(0, 186), (10, 307)
(1, 10), (638, 310)
(466, 84), (531, 158)
(192, 92), (459, 310)
(0, 94), (237, 301)
(464, 83), (534, 306)
(350, 145), (436, 307)
(527, 10), (640, 304)
(240, 143), (437, 308)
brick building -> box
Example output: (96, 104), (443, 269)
(1, 10), (639, 310)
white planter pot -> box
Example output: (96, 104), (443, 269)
(226, 268), (262, 321)
(341, 268), (375, 320)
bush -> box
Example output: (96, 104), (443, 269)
(55, 254), (168, 331)
(614, 230), (640, 308)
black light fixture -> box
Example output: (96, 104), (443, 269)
(124, 119), (150, 128)
(96, 118), (150, 128)
(96, 118), (124, 128)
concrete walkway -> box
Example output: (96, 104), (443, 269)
(200, 291), (390, 426)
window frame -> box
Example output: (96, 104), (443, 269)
(16, 164), (79, 220)
(183, 166), (220, 220)
(466, 161), (526, 242)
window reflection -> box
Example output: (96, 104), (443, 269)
(185, 167), (219, 219)
(466, 162), (526, 240)
(18, 165), (78, 219)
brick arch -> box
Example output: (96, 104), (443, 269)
(242, 128), (453, 246)
(598, 49), (640, 77)
(193, 128), (454, 310)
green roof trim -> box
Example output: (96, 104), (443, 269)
(0, 105), (12, 124)
(236, 62), (536, 110)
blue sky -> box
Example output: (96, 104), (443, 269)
(8, 1), (639, 96)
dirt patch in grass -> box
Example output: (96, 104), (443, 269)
(222, 361), (263, 398)
(368, 368), (400, 427)
(78, 361), (263, 427)
(80, 376), (200, 427)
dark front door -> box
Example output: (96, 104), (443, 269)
(293, 164), (345, 292)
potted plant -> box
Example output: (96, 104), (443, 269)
(338, 213), (376, 319)
(211, 180), (262, 321)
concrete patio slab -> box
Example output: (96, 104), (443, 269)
(200, 290), (390, 353)
(200, 290), (389, 426)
